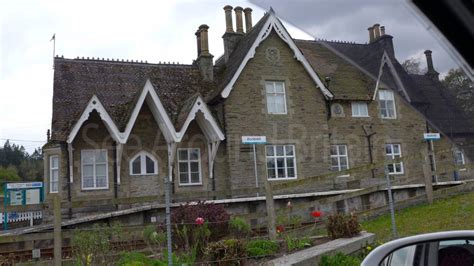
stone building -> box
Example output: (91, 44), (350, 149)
(43, 6), (472, 219)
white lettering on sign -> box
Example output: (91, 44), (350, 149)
(242, 136), (267, 144)
(423, 133), (441, 140)
(6, 182), (43, 189)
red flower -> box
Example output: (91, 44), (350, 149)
(311, 211), (322, 218)
(276, 225), (285, 234)
(195, 217), (205, 225)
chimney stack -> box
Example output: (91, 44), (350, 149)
(234, 6), (244, 33)
(424, 50), (439, 80)
(195, 29), (201, 56)
(368, 26), (375, 43)
(196, 24), (214, 81)
(380, 26), (385, 36)
(244, 7), (253, 32)
(222, 5), (244, 64)
(373, 24), (380, 39)
(224, 5), (234, 33)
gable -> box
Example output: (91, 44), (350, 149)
(219, 12), (333, 100)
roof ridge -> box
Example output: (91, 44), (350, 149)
(54, 56), (194, 66)
(295, 38), (367, 45)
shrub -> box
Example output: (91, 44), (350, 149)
(172, 201), (230, 237)
(284, 235), (311, 252)
(326, 213), (361, 239)
(205, 239), (247, 265)
(117, 252), (155, 266)
(320, 252), (361, 266)
(229, 217), (251, 238)
(246, 239), (279, 257)
(143, 225), (166, 256)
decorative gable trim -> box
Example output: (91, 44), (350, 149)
(177, 95), (225, 142)
(123, 80), (178, 143)
(66, 80), (224, 145)
(67, 95), (122, 144)
(373, 52), (411, 102)
(220, 12), (333, 99)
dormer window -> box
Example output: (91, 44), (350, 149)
(351, 102), (369, 117)
(130, 151), (158, 175)
(265, 81), (287, 114)
(378, 90), (396, 119)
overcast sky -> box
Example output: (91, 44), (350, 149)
(0, 0), (460, 153)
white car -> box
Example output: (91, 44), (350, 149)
(362, 230), (474, 266)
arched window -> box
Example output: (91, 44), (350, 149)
(130, 151), (158, 175)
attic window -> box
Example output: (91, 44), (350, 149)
(265, 81), (287, 114)
(130, 151), (158, 175)
(351, 102), (369, 117)
(378, 90), (396, 119)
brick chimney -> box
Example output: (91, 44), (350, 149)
(368, 26), (375, 43)
(196, 24), (214, 81)
(244, 7), (253, 32)
(222, 5), (244, 64)
(424, 50), (439, 80)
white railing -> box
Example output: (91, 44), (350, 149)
(0, 211), (42, 226)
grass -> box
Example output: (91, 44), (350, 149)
(361, 192), (474, 242)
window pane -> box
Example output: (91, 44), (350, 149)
(395, 163), (402, 173)
(393, 144), (400, 154)
(274, 82), (284, 93)
(267, 95), (275, 113)
(275, 95), (285, 113)
(286, 158), (294, 168)
(387, 164), (394, 173)
(190, 149), (199, 160)
(277, 167), (285, 178)
(330, 146), (337, 155)
(51, 182), (58, 192)
(339, 146), (347, 155)
(285, 145), (294, 155)
(178, 150), (188, 160)
(268, 169), (276, 179)
(179, 162), (188, 173)
(83, 165), (94, 177)
(267, 158), (275, 169)
(52, 169), (59, 182)
(96, 151), (107, 163)
(96, 175), (107, 188)
(331, 158), (339, 168)
(180, 173), (188, 184)
(83, 176), (94, 188)
(96, 164), (106, 177)
(51, 156), (59, 168)
(146, 156), (155, 174)
(266, 146), (274, 156)
(265, 82), (274, 93)
(386, 145), (392, 154)
(277, 158), (284, 168)
(82, 151), (94, 164)
(287, 167), (295, 178)
(190, 162), (199, 172)
(132, 157), (141, 174)
(340, 157), (348, 167)
(276, 146), (284, 156)
(191, 172), (200, 183)
(352, 103), (358, 116)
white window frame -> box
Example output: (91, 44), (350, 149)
(385, 144), (404, 175)
(351, 102), (369, 117)
(177, 148), (202, 186)
(265, 81), (287, 114)
(50, 155), (59, 193)
(266, 145), (297, 180)
(378, 90), (397, 119)
(129, 151), (158, 176)
(330, 145), (350, 173)
(81, 149), (109, 190)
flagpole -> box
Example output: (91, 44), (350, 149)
(51, 34), (56, 69)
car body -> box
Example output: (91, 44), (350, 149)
(362, 230), (474, 266)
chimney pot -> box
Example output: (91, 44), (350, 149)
(198, 24), (210, 55)
(195, 29), (201, 57)
(244, 7), (253, 32)
(368, 27), (375, 43)
(234, 6), (244, 33)
(380, 26), (385, 36)
(373, 24), (380, 39)
(223, 5), (234, 33)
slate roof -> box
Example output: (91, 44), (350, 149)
(295, 40), (375, 100)
(51, 58), (215, 141)
(323, 37), (473, 136)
